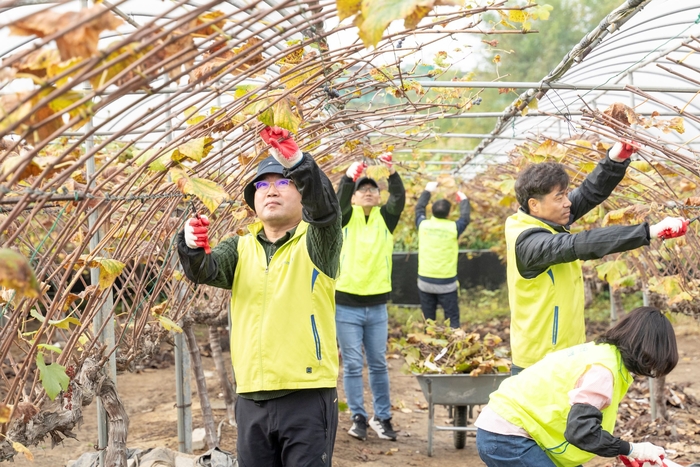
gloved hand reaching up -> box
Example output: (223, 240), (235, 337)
(185, 215), (211, 254)
(649, 217), (689, 240)
(425, 182), (438, 193)
(609, 140), (639, 163)
(346, 161), (366, 182)
(378, 153), (395, 174)
(456, 191), (468, 202)
(260, 126), (303, 168)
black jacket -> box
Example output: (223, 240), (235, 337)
(515, 155), (650, 280)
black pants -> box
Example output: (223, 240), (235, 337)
(235, 388), (338, 467)
(418, 289), (460, 327)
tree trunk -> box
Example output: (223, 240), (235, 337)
(653, 375), (667, 420)
(98, 377), (129, 467)
(182, 317), (218, 449)
(208, 325), (236, 426)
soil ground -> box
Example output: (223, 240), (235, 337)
(12, 328), (700, 467)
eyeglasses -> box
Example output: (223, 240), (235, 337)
(357, 186), (379, 194)
(254, 179), (294, 192)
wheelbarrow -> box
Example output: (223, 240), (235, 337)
(415, 373), (510, 456)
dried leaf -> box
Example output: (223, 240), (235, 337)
(10, 6), (122, 60)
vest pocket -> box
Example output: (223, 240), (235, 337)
(551, 306), (559, 346)
(311, 315), (322, 360)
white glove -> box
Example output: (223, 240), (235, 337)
(609, 140), (638, 163)
(425, 181), (438, 192)
(627, 442), (665, 465)
(456, 191), (468, 202)
(649, 217), (689, 239)
(346, 161), (366, 182)
(184, 215), (210, 253)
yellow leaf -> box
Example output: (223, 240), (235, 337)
(669, 117), (685, 134)
(358, 0), (429, 48)
(192, 10), (228, 38)
(171, 166), (230, 213)
(97, 259), (125, 290)
(601, 205), (650, 226)
(365, 165), (390, 180)
(0, 404), (12, 423)
(272, 98), (301, 133)
(648, 275), (693, 304)
(12, 441), (33, 461)
(630, 160), (652, 172)
(0, 249), (40, 300)
(150, 301), (168, 316)
(337, 0), (362, 21)
(157, 315), (183, 333)
(508, 10), (527, 23)
(174, 137), (213, 163)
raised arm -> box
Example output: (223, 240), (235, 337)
(380, 171), (406, 233)
(415, 189), (432, 228)
(455, 191), (471, 236)
(568, 145), (632, 224)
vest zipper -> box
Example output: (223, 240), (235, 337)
(311, 314), (322, 361)
(552, 306), (559, 346)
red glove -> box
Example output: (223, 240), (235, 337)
(185, 215), (211, 254)
(650, 217), (689, 240)
(260, 126), (303, 168)
(456, 191), (468, 202)
(620, 455), (670, 467)
(346, 161), (366, 182)
(378, 152), (393, 168)
(609, 140), (639, 162)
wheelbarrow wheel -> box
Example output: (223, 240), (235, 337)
(453, 405), (467, 449)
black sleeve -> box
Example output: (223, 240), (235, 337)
(415, 191), (431, 228)
(515, 224), (651, 279)
(285, 154), (342, 278)
(455, 199), (471, 236)
(176, 231), (240, 289)
(568, 153), (630, 224)
(285, 153), (339, 227)
(336, 175), (355, 227)
(380, 172), (406, 233)
(565, 403), (631, 457)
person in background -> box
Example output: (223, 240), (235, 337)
(335, 155), (405, 442)
(414, 181), (471, 327)
(177, 126), (341, 467)
(506, 141), (689, 375)
(475, 306), (678, 467)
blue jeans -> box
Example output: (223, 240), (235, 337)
(476, 428), (558, 467)
(335, 304), (391, 420)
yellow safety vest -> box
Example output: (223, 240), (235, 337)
(336, 205), (394, 295)
(418, 217), (459, 279)
(488, 342), (632, 467)
(230, 221), (339, 393)
(505, 211), (585, 368)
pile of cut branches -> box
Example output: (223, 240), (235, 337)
(391, 320), (511, 376)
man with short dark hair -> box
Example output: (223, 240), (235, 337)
(414, 181), (471, 327)
(335, 155), (405, 442)
(177, 126), (341, 467)
(507, 141), (689, 375)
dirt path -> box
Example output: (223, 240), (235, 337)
(12, 334), (700, 467)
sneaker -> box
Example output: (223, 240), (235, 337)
(348, 414), (368, 441)
(369, 416), (398, 441)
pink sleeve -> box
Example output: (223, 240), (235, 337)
(568, 364), (613, 411)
